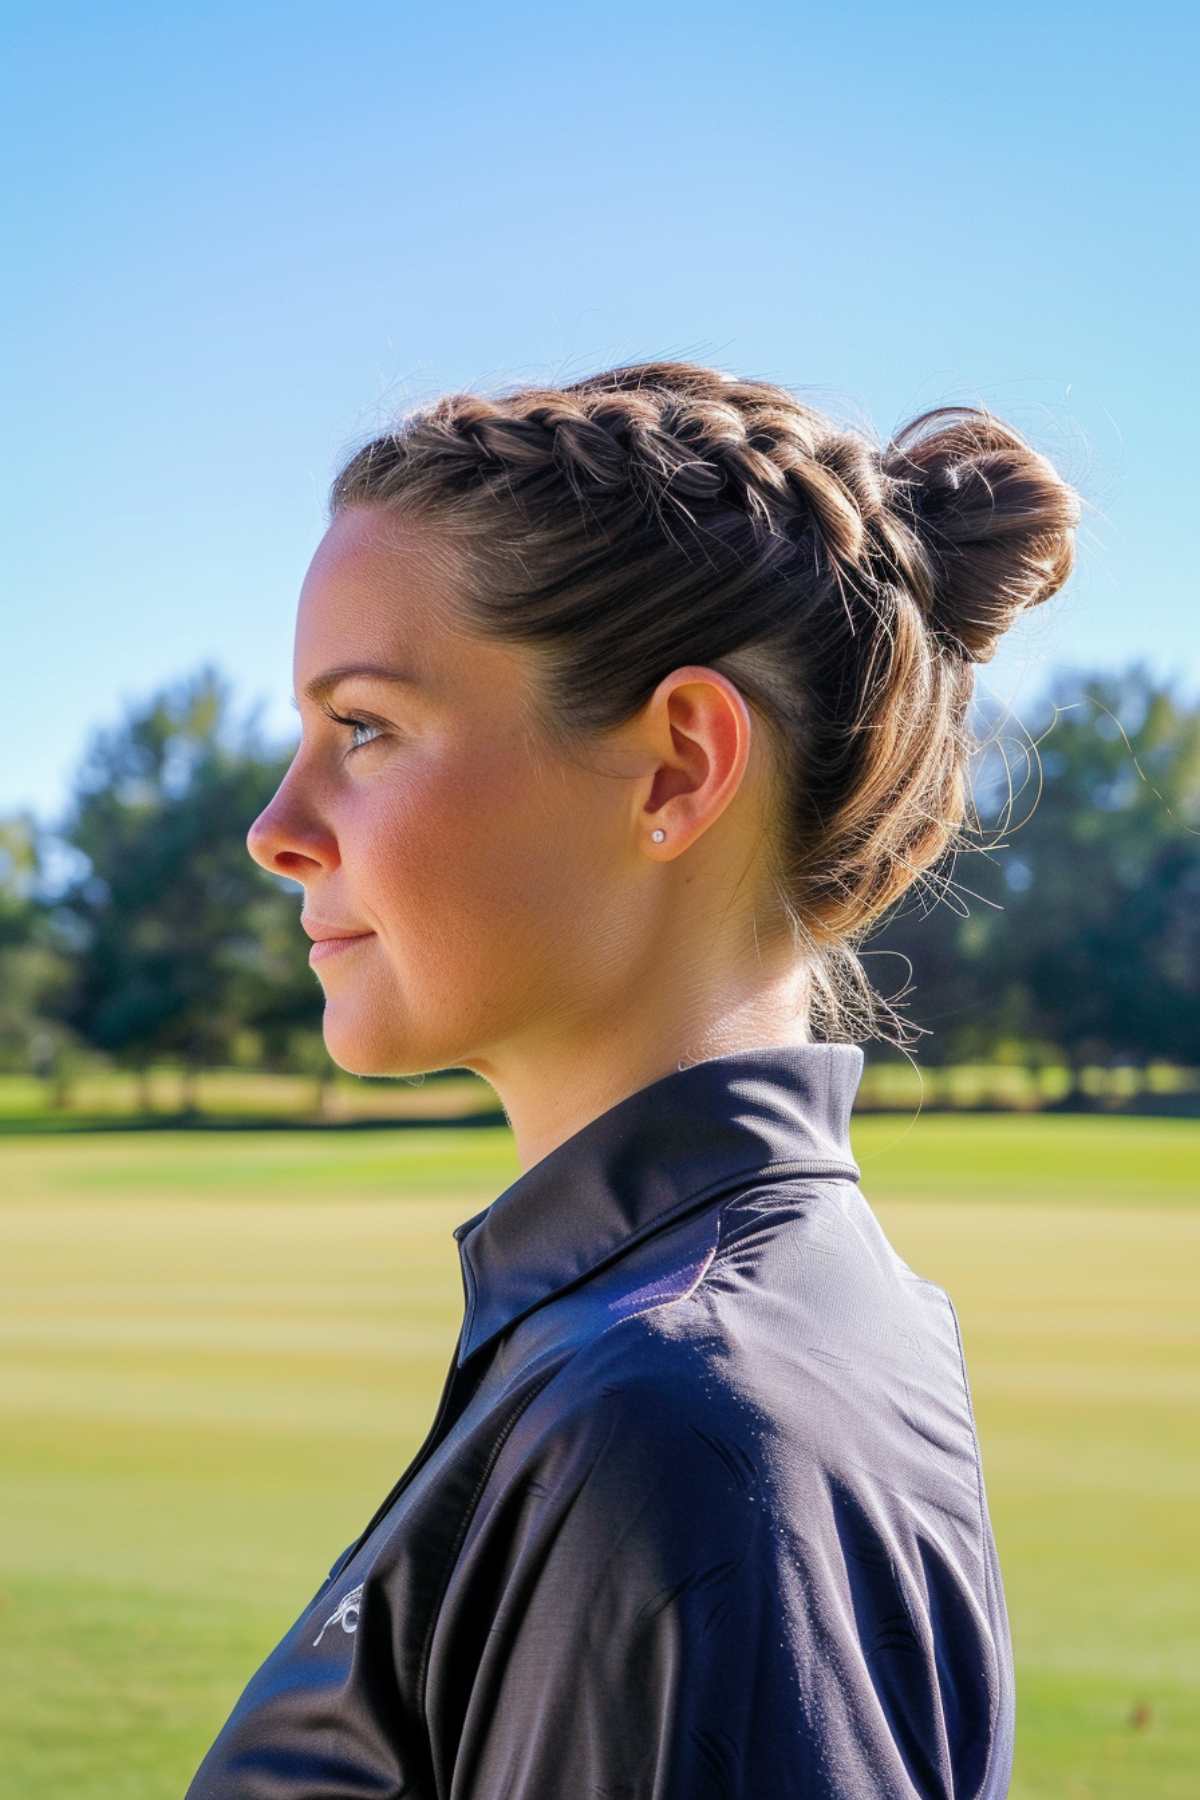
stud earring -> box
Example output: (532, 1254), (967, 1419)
(651, 828), (666, 843)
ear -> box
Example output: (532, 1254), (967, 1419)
(633, 665), (753, 855)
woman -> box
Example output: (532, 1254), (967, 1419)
(187, 359), (1081, 1798)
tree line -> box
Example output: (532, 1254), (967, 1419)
(1, 657), (1196, 1104)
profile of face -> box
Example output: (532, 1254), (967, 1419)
(245, 505), (753, 1086)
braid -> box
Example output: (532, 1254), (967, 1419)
(340, 376), (901, 593)
(332, 368), (991, 668)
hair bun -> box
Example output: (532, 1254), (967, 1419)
(881, 406), (1082, 663)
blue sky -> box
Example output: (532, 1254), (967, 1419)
(4, 0), (1196, 829)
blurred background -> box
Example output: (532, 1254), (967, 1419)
(2, 3), (1197, 1796)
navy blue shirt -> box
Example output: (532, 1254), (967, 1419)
(185, 1042), (1015, 1798)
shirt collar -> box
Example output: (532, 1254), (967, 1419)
(451, 1041), (865, 1368)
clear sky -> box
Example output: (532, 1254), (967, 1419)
(4, 0), (1196, 829)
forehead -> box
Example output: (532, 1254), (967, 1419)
(293, 505), (536, 718)
(296, 506), (462, 666)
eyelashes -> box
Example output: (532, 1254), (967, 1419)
(287, 696), (390, 754)
(320, 703), (386, 753)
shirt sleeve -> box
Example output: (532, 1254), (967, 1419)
(423, 1347), (937, 1799)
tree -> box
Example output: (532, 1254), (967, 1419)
(0, 810), (80, 1092)
(44, 663), (324, 1107)
(867, 662), (1200, 1081)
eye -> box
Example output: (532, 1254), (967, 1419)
(323, 706), (386, 753)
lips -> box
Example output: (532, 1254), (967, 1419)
(301, 916), (373, 942)
(301, 916), (376, 966)
(307, 929), (374, 965)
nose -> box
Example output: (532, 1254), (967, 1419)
(246, 807), (284, 875)
(245, 777), (336, 880)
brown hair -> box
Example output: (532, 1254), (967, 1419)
(328, 358), (1083, 1051)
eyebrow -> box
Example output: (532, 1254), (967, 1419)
(290, 662), (424, 710)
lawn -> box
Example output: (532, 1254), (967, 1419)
(1, 1113), (1196, 1798)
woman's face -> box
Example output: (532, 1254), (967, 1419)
(245, 504), (654, 1082)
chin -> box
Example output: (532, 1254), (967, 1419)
(318, 1004), (396, 1078)
(320, 1005), (467, 1082)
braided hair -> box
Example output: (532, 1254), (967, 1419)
(328, 359), (1083, 1050)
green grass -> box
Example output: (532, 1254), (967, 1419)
(2, 1115), (1197, 1797)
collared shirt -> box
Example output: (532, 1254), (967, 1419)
(184, 1042), (1014, 1799)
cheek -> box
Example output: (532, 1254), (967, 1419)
(360, 738), (598, 944)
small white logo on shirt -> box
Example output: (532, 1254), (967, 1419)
(313, 1582), (363, 1646)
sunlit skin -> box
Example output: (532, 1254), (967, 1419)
(245, 503), (812, 1173)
